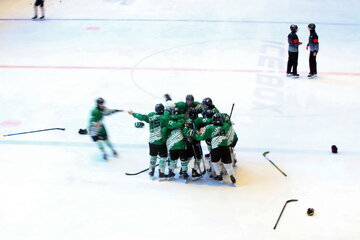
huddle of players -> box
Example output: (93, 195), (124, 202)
(128, 94), (238, 184)
(287, 23), (319, 79)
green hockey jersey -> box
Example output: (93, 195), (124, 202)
(222, 113), (238, 145)
(88, 107), (117, 136)
(166, 116), (186, 150)
(174, 101), (201, 115)
(132, 112), (169, 145)
(195, 123), (231, 149)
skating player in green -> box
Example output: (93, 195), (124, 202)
(195, 113), (236, 184)
(89, 98), (123, 160)
(128, 103), (170, 180)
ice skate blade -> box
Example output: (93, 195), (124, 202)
(191, 176), (202, 182)
(167, 176), (176, 181)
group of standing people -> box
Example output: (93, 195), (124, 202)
(88, 96), (238, 184)
(287, 23), (319, 79)
(128, 94), (238, 184)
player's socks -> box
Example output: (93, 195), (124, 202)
(149, 156), (157, 169)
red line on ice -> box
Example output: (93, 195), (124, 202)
(0, 65), (359, 76)
(0, 120), (22, 127)
(85, 26), (101, 30)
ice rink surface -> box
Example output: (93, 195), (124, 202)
(1, 0), (360, 239)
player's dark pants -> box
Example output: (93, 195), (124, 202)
(185, 140), (202, 159)
(287, 51), (298, 75)
(170, 149), (187, 161)
(309, 51), (317, 74)
(229, 138), (238, 148)
(149, 143), (167, 158)
(210, 146), (231, 164)
(91, 134), (108, 142)
(169, 149), (188, 172)
(34, 0), (44, 7)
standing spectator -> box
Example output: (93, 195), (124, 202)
(32, 0), (45, 20)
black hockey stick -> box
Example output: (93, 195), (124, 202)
(273, 199), (298, 229)
(3, 128), (65, 137)
(228, 103), (237, 167)
(125, 163), (159, 176)
(189, 139), (206, 175)
(263, 151), (287, 177)
(229, 103), (235, 119)
(191, 123), (206, 175)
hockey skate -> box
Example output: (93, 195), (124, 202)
(191, 169), (202, 181)
(230, 175), (236, 184)
(292, 74), (300, 79)
(158, 170), (168, 181)
(167, 170), (176, 180)
(307, 74), (317, 79)
(213, 175), (223, 182)
(149, 168), (155, 179)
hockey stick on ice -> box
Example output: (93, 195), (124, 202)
(3, 128), (65, 137)
(273, 199), (298, 229)
(125, 163), (159, 176)
(263, 151), (287, 177)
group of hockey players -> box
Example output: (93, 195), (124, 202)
(88, 95), (238, 184)
(287, 23), (319, 79)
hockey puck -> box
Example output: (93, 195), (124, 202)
(331, 145), (338, 154)
(307, 208), (314, 216)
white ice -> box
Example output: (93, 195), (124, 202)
(0, 0), (360, 239)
